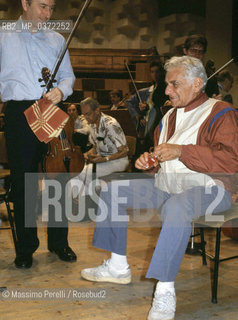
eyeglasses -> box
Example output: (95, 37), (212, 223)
(188, 48), (205, 55)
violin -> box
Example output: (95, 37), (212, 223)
(39, 68), (85, 177)
(110, 93), (129, 110)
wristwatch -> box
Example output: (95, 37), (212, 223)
(105, 156), (109, 161)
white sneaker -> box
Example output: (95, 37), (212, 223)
(81, 260), (131, 284)
(147, 289), (176, 320)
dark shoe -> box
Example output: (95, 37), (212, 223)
(14, 254), (33, 269)
(49, 246), (77, 262)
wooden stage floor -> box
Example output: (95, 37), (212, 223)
(0, 213), (238, 320)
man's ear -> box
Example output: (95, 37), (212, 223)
(183, 48), (187, 55)
(21, 0), (30, 11)
(95, 108), (100, 116)
(194, 77), (203, 92)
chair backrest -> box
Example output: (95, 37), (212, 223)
(126, 135), (137, 158)
(0, 132), (8, 165)
(103, 109), (137, 137)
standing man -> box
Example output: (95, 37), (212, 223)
(126, 61), (167, 152)
(183, 34), (207, 61)
(0, 0), (77, 268)
(81, 56), (238, 319)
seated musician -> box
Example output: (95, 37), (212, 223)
(81, 56), (238, 320)
(109, 90), (126, 110)
(71, 97), (129, 214)
(215, 70), (234, 104)
(81, 98), (129, 174)
(66, 103), (79, 120)
(125, 61), (167, 152)
(66, 103), (91, 153)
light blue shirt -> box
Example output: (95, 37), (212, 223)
(0, 17), (75, 102)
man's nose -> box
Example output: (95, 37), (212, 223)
(44, 7), (52, 20)
(165, 85), (171, 95)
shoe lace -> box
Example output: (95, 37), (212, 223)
(95, 260), (110, 275)
(153, 291), (176, 313)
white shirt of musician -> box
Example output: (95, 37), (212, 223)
(89, 112), (127, 157)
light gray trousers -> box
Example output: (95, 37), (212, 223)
(92, 178), (232, 281)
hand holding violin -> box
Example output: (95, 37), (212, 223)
(44, 88), (63, 105)
(139, 102), (148, 112)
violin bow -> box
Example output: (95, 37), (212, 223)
(207, 57), (236, 80)
(124, 61), (143, 103)
(45, 0), (93, 92)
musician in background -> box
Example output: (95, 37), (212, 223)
(0, 0), (76, 268)
(183, 34), (220, 98)
(71, 98), (129, 216)
(66, 103), (79, 120)
(66, 103), (91, 153)
(183, 34), (207, 61)
(126, 61), (167, 152)
(109, 90), (126, 110)
(215, 70), (234, 104)
(80, 97), (129, 175)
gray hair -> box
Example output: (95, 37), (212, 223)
(164, 56), (207, 89)
(80, 97), (99, 111)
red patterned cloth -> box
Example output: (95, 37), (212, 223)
(24, 97), (69, 143)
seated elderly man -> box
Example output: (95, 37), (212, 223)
(80, 97), (129, 174)
(81, 57), (238, 320)
(73, 98), (129, 209)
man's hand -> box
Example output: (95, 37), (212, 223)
(44, 88), (63, 105)
(87, 153), (97, 162)
(139, 102), (148, 112)
(153, 143), (182, 162)
(140, 118), (146, 127)
(86, 153), (106, 163)
(135, 152), (151, 170)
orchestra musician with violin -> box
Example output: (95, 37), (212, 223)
(0, 0), (77, 268)
(126, 61), (167, 153)
(109, 90), (127, 110)
(216, 70), (234, 103)
(183, 34), (226, 99)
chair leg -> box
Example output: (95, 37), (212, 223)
(4, 196), (18, 254)
(199, 227), (207, 266)
(212, 227), (221, 304)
